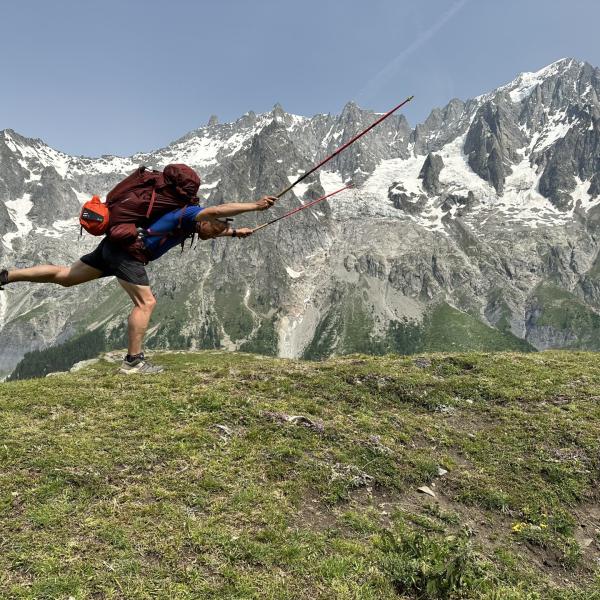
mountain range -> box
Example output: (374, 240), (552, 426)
(1, 57), (599, 377)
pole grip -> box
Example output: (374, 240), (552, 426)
(251, 222), (269, 233)
(276, 184), (294, 199)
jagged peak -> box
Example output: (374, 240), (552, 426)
(412, 98), (465, 139)
(478, 58), (586, 104)
(1, 128), (42, 147)
(511, 57), (583, 83)
(233, 110), (258, 128)
(340, 101), (364, 117)
(271, 103), (285, 119)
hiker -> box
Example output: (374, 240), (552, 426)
(0, 164), (277, 374)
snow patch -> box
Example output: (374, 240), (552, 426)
(286, 114), (308, 131)
(35, 217), (79, 238)
(74, 190), (93, 205)
(320, 124), (337, 148)
(532, 110), (572, 152)
(317, 132), (585, 235)
(160, 113), (275, 167)
(3, 194), (33, 250)
(319, 170), (346, 193)
(200, 179), (221, 191)
(287, 178), (309, 201)
(2, 131), (136, 179)
(285, 266), (303, 279)
(76, 155), (135, 176)
(573, 177), (594, 207)
(0, 291), (6, 330)
(156, 134), (223, 169)
(437, 135), (495, 198)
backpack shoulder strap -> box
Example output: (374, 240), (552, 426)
(145, 188), (157, 219)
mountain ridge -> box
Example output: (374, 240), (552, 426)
(0, 57), (587, 160)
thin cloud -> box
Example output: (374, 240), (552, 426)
(357, 0), (470, 102)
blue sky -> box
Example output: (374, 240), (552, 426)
(1, 0), (598, 157)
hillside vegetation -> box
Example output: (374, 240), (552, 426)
(8, 300), (536, 381)
(1, 350), (600, 599)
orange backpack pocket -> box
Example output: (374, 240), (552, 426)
(80, 195), (110, 235)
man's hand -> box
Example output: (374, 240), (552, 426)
(255, 196), (277, 211)
(234, 227), (254, 238)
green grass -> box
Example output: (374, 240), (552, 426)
(1, 350), (600, 598)
(529, 284), (600, 350)
(214, 284), (255, 343)
(303, 290), (377, 359)
(422, 303), (535, 352)
(305, 301), (535, 360)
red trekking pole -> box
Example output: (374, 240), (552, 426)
(275, 95), (414, 199)
(252, 95), (413, 233)
(252, 185), (352, 233)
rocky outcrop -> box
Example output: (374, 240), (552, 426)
(0, 131), (29, 202)
(328, 101), (411, 184)
(537, 107), (600, 209)
(412, 98), (469, 155)
(389, 183), (427, 214)
(29, 167), (80, 226)
(418, 153), (444, 195)
(464, 100), (525, 194)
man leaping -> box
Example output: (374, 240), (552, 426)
(0, 193), (276, 374)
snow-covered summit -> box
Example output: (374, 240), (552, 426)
(491, 57), (579, 103)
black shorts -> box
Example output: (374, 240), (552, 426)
(80, 238), (150, 286)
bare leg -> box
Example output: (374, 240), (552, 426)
(117, 279), (157, 355)
(8, 260), (102, 287)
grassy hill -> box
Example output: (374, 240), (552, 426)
(1, 350), (599, 599)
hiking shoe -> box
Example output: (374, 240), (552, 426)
(0, 269), (8, 290)
(119, 356), (164, 375)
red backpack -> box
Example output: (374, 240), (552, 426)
(79, 164), (201, 262)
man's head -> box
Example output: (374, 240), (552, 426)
(196, 218), (230, 240)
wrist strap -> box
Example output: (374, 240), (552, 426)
(231, 228), (237, 237)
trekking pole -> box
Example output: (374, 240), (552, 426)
(275, 95), (414, 199)
(252, 185), (352, 233)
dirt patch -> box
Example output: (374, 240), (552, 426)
(573, 501), (600, 567)
(294, 490), (340, 532)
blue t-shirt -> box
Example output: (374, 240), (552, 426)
(143, 205), (204, 261)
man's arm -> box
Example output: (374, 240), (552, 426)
(215, 227), (254, 238)
(196, 196), (277, 221)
